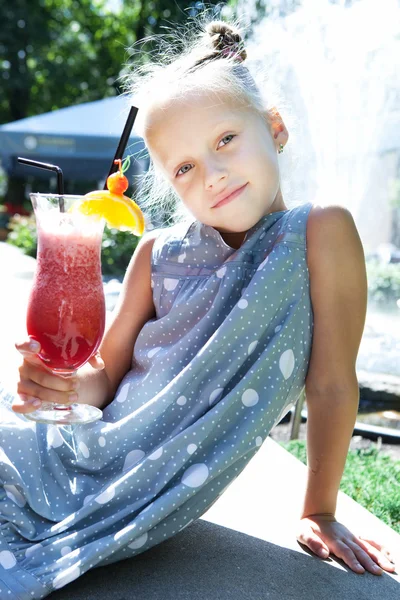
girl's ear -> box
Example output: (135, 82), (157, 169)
(264, 106), (289, 149)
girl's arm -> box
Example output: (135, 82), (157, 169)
(296, 205), (396, 575)
(302, 204), (367, 518)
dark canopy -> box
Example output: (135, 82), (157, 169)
(0, 96), (149, 183)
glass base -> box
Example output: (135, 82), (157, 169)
(24, 403), (102, 425)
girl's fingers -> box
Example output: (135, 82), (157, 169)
(358, 536), (394, 559)
(19, 363), (77, 394)
(88, 352), (105, 370)
(17, 380), (77, 407)
(353, 538), (397, 571)
(14, 338), (80, 414)
(12, 394), (43, 414)
(329, 540), (368, 574)
(15, 338), (40, 355)
(13, 385), (77, 413)
(333, 539), (388, 575)
(332, 536), (387, 575)
(15, 377), (78, 413)
(346, 541), (383, 574)
(297, 527), (329, 558)
(15, 339), (50, 369)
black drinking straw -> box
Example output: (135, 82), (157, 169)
(17, 157), (65, 212)
(103, 105), (138, 190)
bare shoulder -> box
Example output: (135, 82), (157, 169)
(127, 227), (160, 268)
(136, 227), (160, 251)
(306, 203), (360, 261)
(122, 227), (160, 300)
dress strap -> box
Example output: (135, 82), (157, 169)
(275, 202), (314, 250)
(150, 219), (195, 268)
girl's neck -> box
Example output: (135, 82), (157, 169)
(218, 190), (287, 250)
(219, 230), (246, 250)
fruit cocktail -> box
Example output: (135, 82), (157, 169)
(25, 193), (106, 425)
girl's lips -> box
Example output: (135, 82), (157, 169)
(212, 183), (248, 209)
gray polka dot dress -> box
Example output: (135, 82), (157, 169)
(0, 202), (314, 598)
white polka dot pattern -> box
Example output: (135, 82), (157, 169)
(53, 565), (81, 589)
(95, 486), (116, 504)
(47, 425), (64, 448)
(0, 551), (16, 569)
(181, 463), (209, 488)
(163, 278), (179, 291)
(241, 389), (259, 407)
(128, 533), (148, 549)
(115, 381), (130, 403)
(209, 388), (224, 407)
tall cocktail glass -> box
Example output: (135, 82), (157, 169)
(25, 193), (106, 425)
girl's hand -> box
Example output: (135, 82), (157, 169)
(296, 513), (397, 575)
(12, 338), (104, 414)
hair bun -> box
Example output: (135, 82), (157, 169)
(205, 21), (247, 62)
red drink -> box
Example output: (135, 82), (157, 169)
(24, 193), (106, 425)
(27, 228), (105, 372)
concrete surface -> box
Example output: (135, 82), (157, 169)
(0, 242), (36, 390)
(49, 437), (399, 599)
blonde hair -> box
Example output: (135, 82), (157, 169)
(123, 12), (291, 229)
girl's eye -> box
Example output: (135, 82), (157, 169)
(176, 164), (193, 177)
(175, 135), (236, 177)
(218, 134), (235, 147)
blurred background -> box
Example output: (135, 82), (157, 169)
(0, 0), (399, 437)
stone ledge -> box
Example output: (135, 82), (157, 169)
(50, 437), (399, 599)
(358, 369), (400, 409)
(0, 241), (36, 279)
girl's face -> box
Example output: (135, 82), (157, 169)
(144, 89), (286, 239)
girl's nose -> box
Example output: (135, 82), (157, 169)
(204, 161), (228, 190)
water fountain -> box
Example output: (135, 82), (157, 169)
(226, 0), (400, 437)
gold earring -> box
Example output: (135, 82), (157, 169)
(278, 144), (284, 154)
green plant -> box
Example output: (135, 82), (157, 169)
(6, 213), (140, 277)
(281, 439), (400, 533)
(101, 226), (139, 276)
(366, 259), (400, 306)
(0, 166), (7, 198)
(7, 214), (37, 257)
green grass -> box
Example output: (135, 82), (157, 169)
(280, 439), (400, 534)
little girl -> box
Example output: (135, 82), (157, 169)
(1, 17), (397, 598)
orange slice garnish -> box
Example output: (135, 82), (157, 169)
(74, 190), (145, 236)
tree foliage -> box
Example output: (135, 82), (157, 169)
(0, 0), (236, 206)
(0, 0), (233, 125)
